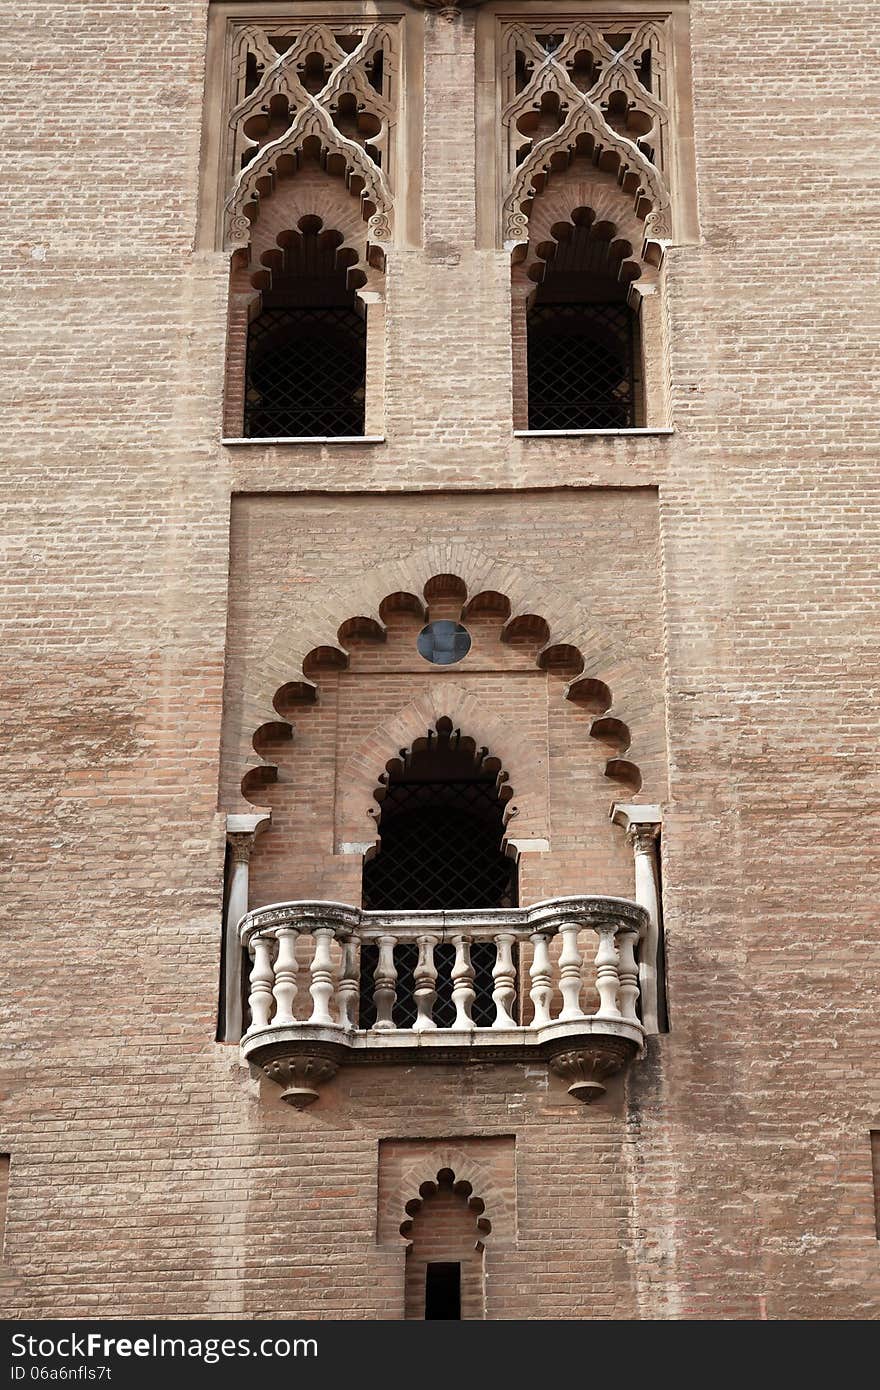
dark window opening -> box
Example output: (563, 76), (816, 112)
(362, 727), (516, 913)
(425, 1262), (461, 1320)
(525, 217), (642, 431)
(527, 300), (637, 430)
(244, 222), (366, 439)
(359, 723), (518, 1026)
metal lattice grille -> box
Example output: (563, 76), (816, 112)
(244, 305), (366, 438)
(358, 939), (515, 1029)
(362, 782), (516, 912)
(527, 301), (636, 430)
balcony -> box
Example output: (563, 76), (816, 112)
(240, 896), (648, 1108)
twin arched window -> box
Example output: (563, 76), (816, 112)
(235, 212), (646, 440)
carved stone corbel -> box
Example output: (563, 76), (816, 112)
(547, 1037), (639, 1103)
(262, 1052), (340, 1110)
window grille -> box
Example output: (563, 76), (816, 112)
(527, 301), (636, 430)
(244, 304), (366, 438)
(358, 938), (506, 1030)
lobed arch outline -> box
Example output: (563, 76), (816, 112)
(336, 690), (548, 851)
(381, 1148), (516, 1249)
(229, 544), (660, 814)
(400, 1168), (491, 1250)
(230, 211), (385, 321)
(503, 109), (670, 261)
(514, 170), (663, 292)
(225, 101), (392, 253)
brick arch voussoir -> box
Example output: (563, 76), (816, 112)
(233, 545), (650, 808)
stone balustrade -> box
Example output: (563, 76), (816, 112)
(239, 896), (648, 1108)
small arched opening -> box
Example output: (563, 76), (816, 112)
(526, 212), (643, 430)
(402, 1168), (490, 1320)
(244, 215), (367, 438)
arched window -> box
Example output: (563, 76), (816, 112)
(403, 1169), (489, 1320)
(244, 217), (367, 439)
(526, 217), (642, 430)
(359, 720), (517, 1028)
(362, 720), (516, 912)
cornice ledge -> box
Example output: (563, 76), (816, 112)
(405, 0), (491, 14)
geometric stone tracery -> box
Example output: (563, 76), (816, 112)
(223, 21), (400, 251)
(500, 20), (672, 255)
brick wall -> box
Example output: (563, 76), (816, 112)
(1, 0), (878, 1321)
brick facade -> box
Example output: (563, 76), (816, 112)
(1, 0), (878, 1321)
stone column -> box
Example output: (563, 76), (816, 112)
(222, 812), (270, 1041)
(610, 803), (663, 1033)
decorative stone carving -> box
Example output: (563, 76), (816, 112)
(547, 1037), (638, 1104)
(222, 21), (400, 250)
(499, 21), (672, 256)
(262, 1053), (339, 1110)
(406, 0), (491, 14)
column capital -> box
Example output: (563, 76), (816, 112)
(226, 811), (271, 863)
(610, 802), (662, 850)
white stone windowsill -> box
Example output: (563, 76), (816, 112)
(514, 428), (674, 438)
(222, 435), (386, 446)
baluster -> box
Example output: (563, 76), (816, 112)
(336, 935), (360, 1030)
(558, 922), (586, 1020)
(308, 926), (336, 1026)
(413, 934), (438, 1032)
(451, 934), (476, 1029)
(272, 926), (300, 1025)
(594, 925), (623, 1018)
(617, 926), (640, 1024)
(372, 934), (398, 1030)
(247, 934), (275, 1033)
(491, 932), (517, 1029)
(529, 931), (553, 1028)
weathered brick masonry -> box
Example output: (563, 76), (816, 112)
(1, 0), (878, 1320)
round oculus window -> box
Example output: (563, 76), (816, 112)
(417, 620), (472, 666)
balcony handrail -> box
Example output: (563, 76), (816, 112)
(237, 895), (649, 1107)
(239, 895), (648, 946)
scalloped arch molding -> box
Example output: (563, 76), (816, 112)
(336, 684), (548, 847)
(227, 540), (665, 812)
